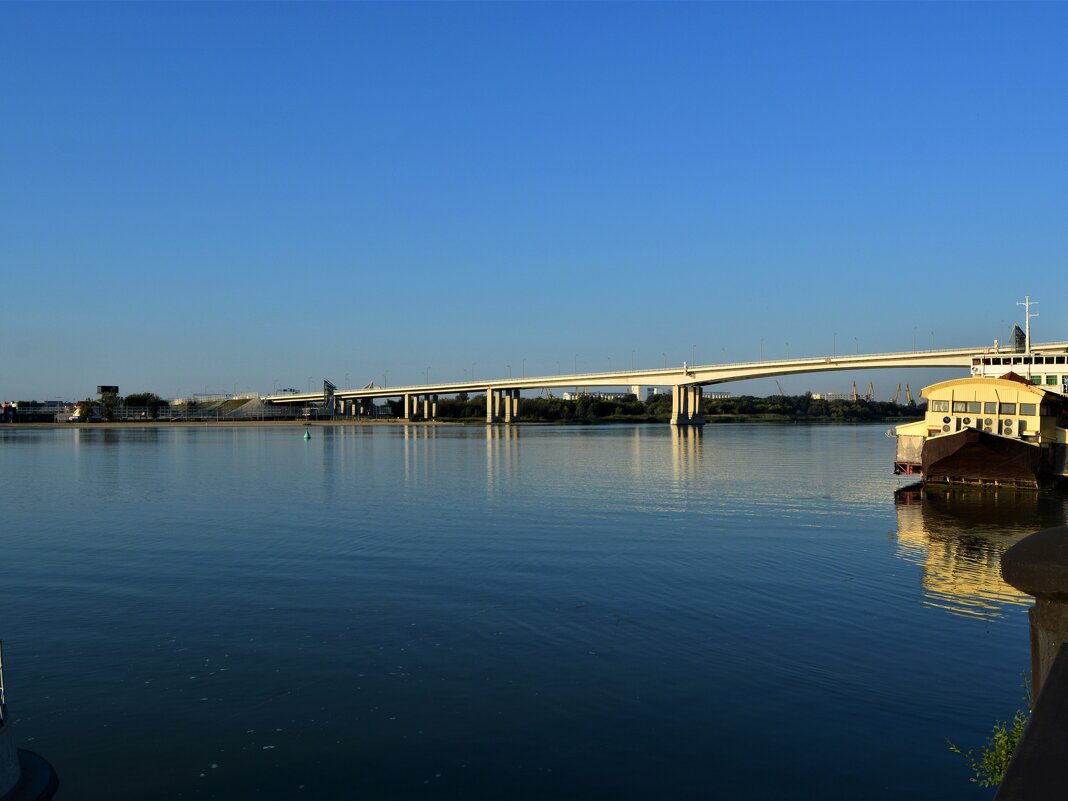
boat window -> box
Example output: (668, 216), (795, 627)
(984, 402), (997, 414)
(966, 401), (981, 413)
(952, 401), (968, 413)
(1058, 356), (1066, 364)
(1032, 376), (1043, 385)
(999, 403), (1016, 414)
(1020, 403), (1037, 416)
(930, 400), (949, 412)
(1048, 375), (1059, 385)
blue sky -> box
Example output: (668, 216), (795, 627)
(2, 2), (1066, 400)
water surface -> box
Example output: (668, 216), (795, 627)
(0, 423), (1053, 800)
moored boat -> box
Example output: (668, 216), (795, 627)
(894, 373), (1068, 489)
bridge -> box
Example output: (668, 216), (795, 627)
(263, 341), (1068, 425)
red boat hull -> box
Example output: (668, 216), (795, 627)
(921, 428), (1052, 488)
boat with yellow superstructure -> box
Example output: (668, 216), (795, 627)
(893, 303), (1068, 488)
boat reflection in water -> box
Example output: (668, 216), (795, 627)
(894, 484), (1068, 619)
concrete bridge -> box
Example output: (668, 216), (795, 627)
(263, 341), (1068, 425)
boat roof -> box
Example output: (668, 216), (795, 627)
(920, 374), (1051, 399)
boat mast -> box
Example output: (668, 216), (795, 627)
(1017, 295), (1038, 353)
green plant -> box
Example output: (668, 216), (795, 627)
(948, 709), (1029, 787)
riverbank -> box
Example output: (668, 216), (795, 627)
(3, 413), (923, 430)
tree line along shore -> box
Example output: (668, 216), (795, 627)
(7, 391), (923, 425)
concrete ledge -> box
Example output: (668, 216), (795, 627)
(996, 645), (1068, 800)
(0, 751), (58, 801)
(1002, 526), (1068, 602)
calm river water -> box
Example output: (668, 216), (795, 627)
(1, 423), (1061, 800)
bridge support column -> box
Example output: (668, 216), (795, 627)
(511, 389), (520, 422)
(403, 393), (416, 421)
(486, 388), (502, 423)
(671, 385), (704, 426)
(432, 394), (438, 420)
(422, 394), (432, 421)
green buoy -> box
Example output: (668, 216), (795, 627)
(304, 431), (311, 440)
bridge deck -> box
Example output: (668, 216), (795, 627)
(264, 342), (1068, 404)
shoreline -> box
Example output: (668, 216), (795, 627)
(2, 414), (922, 431)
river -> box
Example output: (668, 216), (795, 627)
(1, 423), (1059, 800)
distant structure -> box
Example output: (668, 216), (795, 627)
(0, 641), (58, 800)
(561, 390), (638, 401)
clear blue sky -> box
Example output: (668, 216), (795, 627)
(2, 2), (1066, 401)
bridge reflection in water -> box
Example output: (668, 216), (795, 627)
(893, 486), (1068, 619)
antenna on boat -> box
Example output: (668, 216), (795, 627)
(1017, 296), (1038, 353)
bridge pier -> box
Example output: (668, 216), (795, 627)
(486, 389), (520, 424)
(671, 384), (704, 426)
(422, 394), (437, 421)
(403, 393), (421, 421)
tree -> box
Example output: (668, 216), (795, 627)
(124, 392), (168, 419)
(98, 392), (120, 421)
